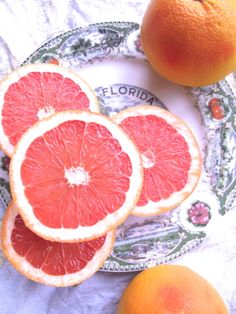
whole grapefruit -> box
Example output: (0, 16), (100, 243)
(141, 0), (236, 87)
(117, 264), (228, 314)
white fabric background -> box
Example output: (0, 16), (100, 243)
(0, 1), (236, 313)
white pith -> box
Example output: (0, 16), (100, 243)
(2, 203), (115, 287)
(10, 110), (143, 242)
(37, 106), (55, 120)
(64, 166), (90, 186)
(114, 105), (202, 216)
(141, 153), (155, 169)
(0, 63), (99, 157)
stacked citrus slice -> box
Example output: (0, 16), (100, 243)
(10, 110), (143, 242)
(2, 202), (115, 287)
(0, 64), (202, 287)
(0, 63), (99, 156)
(114, 105), (202, 216)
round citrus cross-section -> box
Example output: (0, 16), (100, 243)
(114, 105), (202, 216)
(1, 202), (115, 287)
(10, 110), (143, 242)
(0, 63), (99, 156)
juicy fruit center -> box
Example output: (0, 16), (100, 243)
(37, 106), (56, 120)
(64, 166), (90, 186)
(141, 151), (155, 169)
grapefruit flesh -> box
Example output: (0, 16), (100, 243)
(1, 202), (115, 287)
(0, 64), (98, 156)
(114, 105), (202, 216)
(22, 121), (131, 227)
(10, 110), (143, 242)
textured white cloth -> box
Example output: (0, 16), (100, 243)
(0, 0), (148, 76)
(0, 1), (236, 313)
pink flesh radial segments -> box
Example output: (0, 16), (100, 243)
(21, 120), (132, 228)
(11, 214), (106, 275)
(2, 72), (90, 146)
(120, 115), (191, 206)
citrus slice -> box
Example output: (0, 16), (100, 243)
(1, 202), (115, 287)
(0, 63), (99, 156)
(114, 105), (202, 216)
(10, 110), (143, 242)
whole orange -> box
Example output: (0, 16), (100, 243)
(117, 264), (228, 314)
(141, 0), (236, 87)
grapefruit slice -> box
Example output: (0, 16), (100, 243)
(1, 202), (115, 287)
(114, 105), (202, 216)
(0, 63), (99, 156)
(10, 110), (143, 242)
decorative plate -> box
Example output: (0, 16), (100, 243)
(0, 21), (235, 272)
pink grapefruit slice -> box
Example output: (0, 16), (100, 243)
(0, 63), (99, 156)
(10, 110), (143, 242)
(1, 202), (115, 287)
(114, 105), (202, 216)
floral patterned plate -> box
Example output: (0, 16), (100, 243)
(0, 21), (235, 272)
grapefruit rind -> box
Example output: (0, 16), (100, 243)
(114, 105), (202, 216)
(1, 202), (115, 287)
(10, 110), (143, 242)
(0, 63), (99, 157)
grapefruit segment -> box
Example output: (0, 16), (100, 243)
(10, 110), (143, 242)
(114, 105), (202, 216)
(0, 63), (99, 156)
(1, 202), (115, 287)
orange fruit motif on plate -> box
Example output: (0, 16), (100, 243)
(0, 63), (99, 156)
(10, 110), (143, 242)
(117, 264), (229, 314)
(1, 202), (115, 287)
(208, 98), (225, 120)
(141, 0), (236, 87)
(114, 105), (202, 216)
(46, 57), (60, 65)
